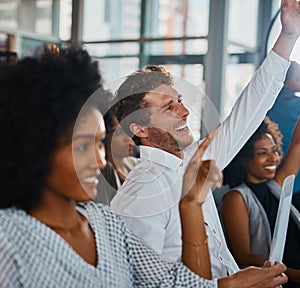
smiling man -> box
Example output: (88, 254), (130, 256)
(141, 84), (193, 157)
(111, 0), (300, 285)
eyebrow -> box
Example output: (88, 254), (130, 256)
(255, 146), (276, 151)
(72, 132), (106, 141)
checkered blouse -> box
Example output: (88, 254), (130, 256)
(0, 202), (215, 287)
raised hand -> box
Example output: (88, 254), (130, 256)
(182, 131), (222, 204)
(44, 43), (60, 55)
(179, 131), (222, 279)
(281, 0), (300, 37)
(273, 0), (300, 59)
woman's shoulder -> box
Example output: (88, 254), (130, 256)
(223, 183), (249, 198)
(222, 183), (255, 208)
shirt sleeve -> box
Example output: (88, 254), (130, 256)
(203, 50), (290, 170)
(122, 219), (216, 288)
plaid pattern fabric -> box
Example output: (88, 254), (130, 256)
(0, 202), (215, 287)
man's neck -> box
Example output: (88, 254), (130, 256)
(140, 139), (184, 159)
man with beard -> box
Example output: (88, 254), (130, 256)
(111, 0), (300, 284)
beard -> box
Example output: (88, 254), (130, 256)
(147, 127), (193, 153)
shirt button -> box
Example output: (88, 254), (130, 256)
(212, 229), (216, 234)
(219, 256), (223, 261)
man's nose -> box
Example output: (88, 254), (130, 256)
(174, 102), (189, 118)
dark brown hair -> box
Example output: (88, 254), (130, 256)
(115, 65), (173, 145)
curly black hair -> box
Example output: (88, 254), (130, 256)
(115, 65), (173, 145)
(0, 48), (108, 209)
(223, 117), (283, 188)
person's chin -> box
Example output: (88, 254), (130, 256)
(264, 172), (276, 179)
(81, 185), (98, 201)
(179, 135), (194, 148)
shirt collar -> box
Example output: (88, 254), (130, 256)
(140, 145), (183, 170)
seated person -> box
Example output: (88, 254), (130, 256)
(221, 116), (300, 287)
(95, 160), (120, 205)
(95, 104), (137, 205)
(104, 104), (137, 185)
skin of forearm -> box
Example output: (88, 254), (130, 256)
(291, 118), (300, 140)
(179, 200), (212, 279)
(216, 267), (287, 288)
(272, 31), (298, 60)
(217, 275), (234, 288)
(233, 252), (300, 284)
(285, 267), (300, 284)
(233, 252), (266, 268)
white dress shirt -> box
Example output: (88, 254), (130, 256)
(111, 50), (290, 279)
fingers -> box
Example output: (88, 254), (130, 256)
(272, 262), (287, 274)
(202, 160), (223, 189)
(214, 168), (223, 189)
(207, 129), (217, 140)
(44, 43), (60, 55)
(260, 262), (287, 287)
(266, 262), (287, 287)
(273, 273), (288, 287)
(264, 260), (272, 268)
(197, 130), (216, 159)
(44, 43), (51, 53)
(52, 44), (60, 54)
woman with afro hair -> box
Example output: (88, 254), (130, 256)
(221, 116), (300, 287)
(0, 47), (226, 287)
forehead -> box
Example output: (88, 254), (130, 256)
(254, 133), (276, 148)
(74, 107), (105, 136)
(143, 84), (180, 107)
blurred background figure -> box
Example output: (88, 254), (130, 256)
(95, 157), (119, 205)
(267, 61), (300, 194)
(94, 104), (137, 205)
(221, 116), (300, 287)
(104, 104), (137, 184)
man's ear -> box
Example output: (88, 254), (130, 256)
(129, 123), (148, 138)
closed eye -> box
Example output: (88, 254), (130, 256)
(164, 105), (172, 111)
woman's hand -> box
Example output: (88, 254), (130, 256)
(182, 131), (223, 204)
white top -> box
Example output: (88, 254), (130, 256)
(0, 202), (217, 287)
(111, 50), (290, 279)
